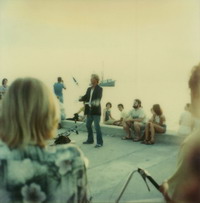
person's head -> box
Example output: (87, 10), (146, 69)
(117, 104), (124, 111)
(2, 78), (8, 86)
(152, 104), (163, 116)
(133, 99), (142, 109)
(57, 77), (62, 83)
(106, 102), (112, 109)
(0, 77), (59, 149)
(189, 63), (200, 116)
(90, 74), (100, 86)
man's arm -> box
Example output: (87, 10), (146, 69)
(79, 88), (90, 102)
(126, 110), (145, 123)
(62, 81), (66, 90)
(127, 118), (144, 122)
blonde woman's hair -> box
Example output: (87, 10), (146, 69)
(0, 77), (59, 149)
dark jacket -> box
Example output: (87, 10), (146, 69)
(80, 85), (103, 115)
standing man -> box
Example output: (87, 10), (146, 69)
(79, 74), (103, 148)
(53, 77), (66, 103)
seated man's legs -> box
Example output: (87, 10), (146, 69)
(133, 121), (145, 141)
(123, 120), (133, 138)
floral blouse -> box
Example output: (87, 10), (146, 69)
(0, 141), (89, 203)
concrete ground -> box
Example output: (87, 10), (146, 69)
(57, 128), (181, 203)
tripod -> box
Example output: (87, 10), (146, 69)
(55, 119), (80, 145)
(67, 119), (79, 135)
(115, 168), (161, 203)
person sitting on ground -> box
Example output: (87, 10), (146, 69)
(103, 102), (116, 125)
(0, 77), (89, 203)
(113, 104), (128, 126)
(122, 99), (146, 141)
(142, 104), (166, 145)
(177, 103), (194, 137)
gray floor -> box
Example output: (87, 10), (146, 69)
(57, 129), (180, 203)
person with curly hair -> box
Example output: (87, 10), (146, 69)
(142, 104), (166, 145)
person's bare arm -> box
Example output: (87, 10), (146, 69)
(160, 115), (166, 125)
(127, 117), (143, 122)
(110, 112), (115, 120)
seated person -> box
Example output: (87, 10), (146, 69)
(142, 104), (166, 145)
(113, 104), (128, 126)
(0, 77), (89, 203)
(177, 103), (194, 136)
(103, 102), (116, 125)
(122, 99), (146, 141)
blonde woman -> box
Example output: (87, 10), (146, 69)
(0, 78), (89, 203)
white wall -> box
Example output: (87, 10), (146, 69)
(0, 0), (200, 129)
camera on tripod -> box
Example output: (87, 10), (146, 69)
(73, 113), (79, 121)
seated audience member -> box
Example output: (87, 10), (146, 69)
(142, 104), (166, 145)
(160, 63), (200, 202)
(113, 104), (128, 126)
(103, 102), (116, 125)
(0, 77), (89, 203)
(122, 99), (146, 141)
(177, 103), (194, 136)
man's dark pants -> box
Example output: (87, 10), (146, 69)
(86, 115), (103, 145)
